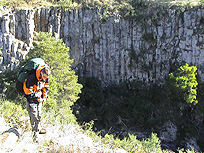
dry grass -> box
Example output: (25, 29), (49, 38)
(2, 0), (54, 9)
(156, 0), (203, 7)
(1, 0), (203, 10)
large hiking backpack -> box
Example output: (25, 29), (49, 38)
(16, 58), (46, 93)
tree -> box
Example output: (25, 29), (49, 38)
(168, 63), (198, 105)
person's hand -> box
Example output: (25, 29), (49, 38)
(37, 97), (46, 103)
(35, 91), (42, 98)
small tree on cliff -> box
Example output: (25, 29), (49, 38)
(168, 63), (198, 105)
(26, 32), (83, 124)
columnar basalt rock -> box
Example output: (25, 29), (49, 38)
(0, 7), (204, 84)
(0, 8), (31, 69)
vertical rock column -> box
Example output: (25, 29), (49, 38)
(26, 10), (35, 47)
(0, 9), (35, 70)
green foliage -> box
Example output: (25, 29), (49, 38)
(82, 120), (100, 140)
(0, 100), (28, 129)
(178, 148), (197, 153)
(119, 134), (140, 152)
(75, 77), (168, 130)
(0, 69), (25, 104)
(56, 0), (72, 7)
(82, 120), (162, 152)
(26, 32), (82, 124)
(168, 63), (198, 105)
(139, 133), (162, 153)
(102, 132), (162, 152)
(75, 76), (204, 151)
(2, 0), (27, 8)
(0, 0), (6, 6)
(77, 77), (104, 107)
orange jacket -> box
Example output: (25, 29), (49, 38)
(23, 65), (49, 103)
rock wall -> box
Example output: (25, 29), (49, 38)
(0, 6), (204, 84)
(0, 8), (32, 70)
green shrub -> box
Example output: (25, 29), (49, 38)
(139, 133), (162, 153)
(0, 69), (26, 107)
(0, 69), (18, 99)
(57, 0), (72, 7)
(168, 63), (198, 105)
(0, 100), (28, 129)
(0, 0), (6, 6)
(178, 148), (197, 153)
(100, 132), (162, 152)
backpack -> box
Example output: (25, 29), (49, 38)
(16, 58), (46, 93)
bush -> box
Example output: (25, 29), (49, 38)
(0, 69), (26, 107)
(139, 133), (162, 153)
(168, 63), (198, 105)
(0, 99), (28, 130)
(0, 0), (6, 6)
(101, 132), (162, 152)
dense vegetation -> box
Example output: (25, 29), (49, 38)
(74, 63), (204, 151)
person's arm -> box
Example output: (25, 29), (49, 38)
(23, 74), (39, 103)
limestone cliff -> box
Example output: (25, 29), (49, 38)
(0, 6), (204, 84)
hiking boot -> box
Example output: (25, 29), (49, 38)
(39, 128), (46, 134)
(32, 132), (39, 143)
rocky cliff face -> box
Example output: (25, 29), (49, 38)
(0, 6), (204, 84)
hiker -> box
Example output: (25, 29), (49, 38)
(23, 63), (51, 141)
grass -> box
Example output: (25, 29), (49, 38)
(0, 0), (203, 10)
(0, 0), (54, 9)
